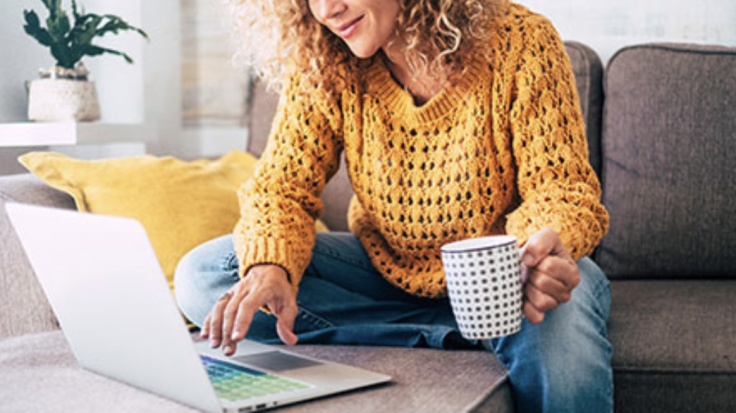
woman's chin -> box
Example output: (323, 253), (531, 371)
(346, 43), (379, 59)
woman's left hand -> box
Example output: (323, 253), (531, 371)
(519, 228), (580, 324)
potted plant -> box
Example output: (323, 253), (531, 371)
(23, 0), (148, 122)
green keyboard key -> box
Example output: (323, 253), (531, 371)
(201, 355), (312, 400)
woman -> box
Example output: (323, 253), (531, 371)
(175, 0), (613, 412)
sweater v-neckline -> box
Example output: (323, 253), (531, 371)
(365, 53), (487, 124)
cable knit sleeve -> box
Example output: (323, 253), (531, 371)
(233, 73), (344, 292)
(505, 15), (609, 260)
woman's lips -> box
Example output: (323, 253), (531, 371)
(336, 15), (364, 39)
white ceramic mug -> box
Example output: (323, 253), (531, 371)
(441, 235), (526, 340)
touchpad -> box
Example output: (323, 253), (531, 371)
(233, 351), (323, 372)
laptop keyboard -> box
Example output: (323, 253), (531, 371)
(201, 355), (311, 402)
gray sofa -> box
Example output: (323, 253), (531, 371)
(1, 41), (734, 413)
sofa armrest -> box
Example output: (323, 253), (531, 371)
(0, 173), (76, 340)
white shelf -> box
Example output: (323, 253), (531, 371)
(0, 122), (151, 147)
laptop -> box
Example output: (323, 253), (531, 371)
(6, 202), (391, 413)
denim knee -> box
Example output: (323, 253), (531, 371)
(576, 256), (612, 326)
(488, 256), (613, 413)
(174, 234), (239, 328)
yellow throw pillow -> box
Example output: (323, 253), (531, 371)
(18, 150), (330, 295)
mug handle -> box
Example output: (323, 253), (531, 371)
(518, 242), (530, 284)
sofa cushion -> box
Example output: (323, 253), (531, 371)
(608, 280), (736, 413)
(0, 173), (75, 340)
(597, 43), (736, 279)
(0, 330), (512, 413)
(0, 331), (201, 413)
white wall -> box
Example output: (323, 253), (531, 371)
(180, 0), (249, 159)
(139, 0), (183, 158)
(517, 0), (736, 64)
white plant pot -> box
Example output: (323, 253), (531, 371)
(27, 78), (101, 122)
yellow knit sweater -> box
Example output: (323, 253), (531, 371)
(233, 3), (609, 298)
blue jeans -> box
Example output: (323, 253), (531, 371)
(175, 232), (613, 413)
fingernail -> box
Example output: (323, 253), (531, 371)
(224, 345), (232, 354)
(231, 331), (241, 341)
(210, 339), (219, 348)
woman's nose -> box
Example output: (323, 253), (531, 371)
(312, 0), (347, 22)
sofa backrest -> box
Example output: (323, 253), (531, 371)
(565, 41), (604, 179)
(595, 43), (736, 279)
(246, 41), (604, 232)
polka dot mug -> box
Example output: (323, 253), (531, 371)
(441, 235), (526, 340)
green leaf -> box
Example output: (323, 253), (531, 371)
(51, 43), (74, 68)
(104, 14), (149, 40)
(23, 10), (40, 30)
(71, 0), (81, 21)
(70, 13), (93, 38)
(72, 12), (90, 25)
(24, 11), (55, 47)
(68, 41), (88, 66)
(58, 13), (71, 35)
(25, 25), (55, 48)
(45, 11), (71, 40)
(96, 15), (149, 40)
(97, 19), (123, 36)
(84, 45), (135, 64)
(84, 45), (106, 57)
(52, 0), (62, 16)
(44, 12), (73, 65)
(41, 0), (54, 14)
(76, 14), (103, 46)
(42, 0), (62, 18)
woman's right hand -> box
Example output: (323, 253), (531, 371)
(200, 264), (298, 356)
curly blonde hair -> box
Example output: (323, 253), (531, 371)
(225, 0), (510, 98)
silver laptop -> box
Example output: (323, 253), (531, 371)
(6, 202), (391, 413)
